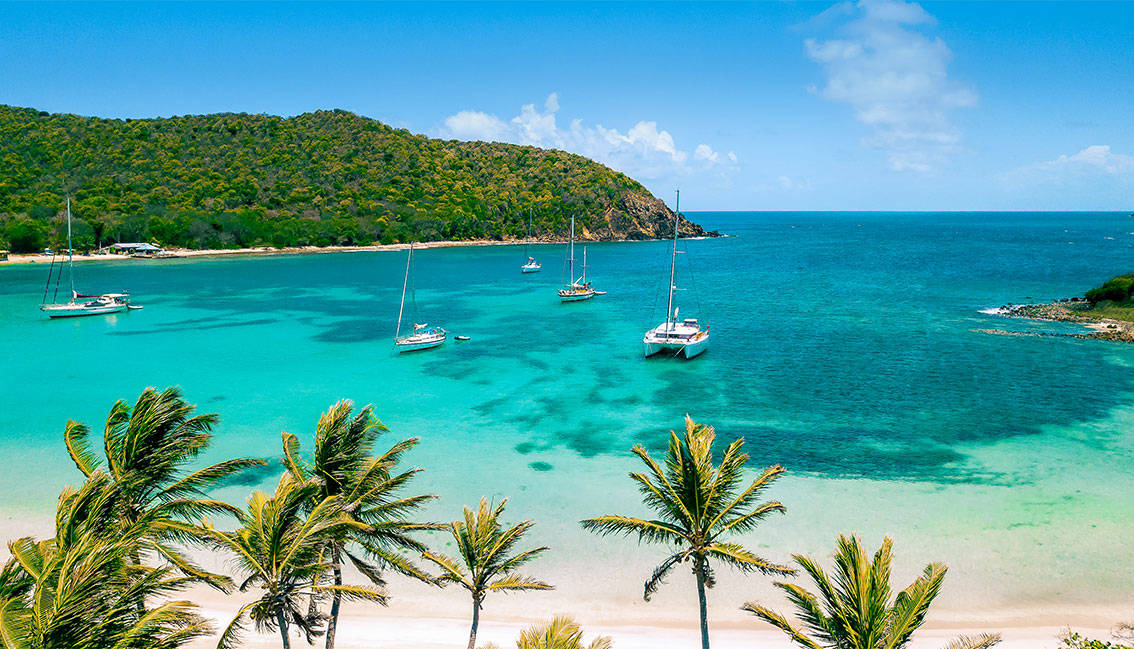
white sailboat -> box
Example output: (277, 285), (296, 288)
(40, 198), (132, 318)
(643, 190), (708, 358)
(521, 208), (541, 273)
(394, 243), (446, 352)
(557, 215), (597, 302)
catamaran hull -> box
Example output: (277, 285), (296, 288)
(643, 336), (709, 359)
(43, 304), (128, 318)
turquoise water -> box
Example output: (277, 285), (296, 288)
(2, 211), (1133, 623)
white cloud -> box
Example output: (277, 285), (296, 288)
(437, 94), (736, 182)
(1041, 145), (1134, 174)
(694, 144), (719, 163)
(442, 110), (509, 142)
(805, 0), (977, 172)
(1001, 145), (1134, 209)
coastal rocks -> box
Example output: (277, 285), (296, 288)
(564, 192), (719, 242)
(981, 300), (1134, 342)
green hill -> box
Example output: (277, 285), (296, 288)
(0, 105), (715, 253)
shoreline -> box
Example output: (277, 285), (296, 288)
(0, 235), (722, 267)
(978, 300), (1134, 342)
(4, 507), (1129, 649)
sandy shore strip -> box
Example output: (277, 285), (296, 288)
(184, 608), (1117, 649)
(0, 235), (724, 267)
(0, 240), (533, 266)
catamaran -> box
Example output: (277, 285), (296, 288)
(40, 198), (133, 318)
(521, 208), (541, 273)
(643, 190), (708, 358)
(394, 243), (446, 352)
(557, 215), (597, 302)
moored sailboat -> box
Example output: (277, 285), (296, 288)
(643, 190), (708, 358)
(40, 198), (133, 318)
(394, 243), (446, 352)
(557, 215), (598, 302)
(521, 208), (541, 273)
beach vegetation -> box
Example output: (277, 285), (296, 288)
(515, 615), (612, 649)
(0, 105), (696, 251)
(422, 497), (553, 649)
(1085, 274), (1134, 306)
(281, 400), (438, 649)
(0, 475), (215, 649)
(743, 534), (1001, 649)
(1058, 629), (1134, 649)
(581, 415), (793, 649)
(61, 386), (265, 591)
(200, 473), (387, 649)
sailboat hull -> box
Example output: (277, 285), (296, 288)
(643, 325), (709, 359)
(394, 338), (446, 352)
(558, 289), (595, 302)
(643, 337), (708, 358)
(394, 329), (447, 352)
(42, 303), (127, 318)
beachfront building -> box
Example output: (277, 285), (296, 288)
(0, 250), (8, 261)
(110, 242), (162, 256)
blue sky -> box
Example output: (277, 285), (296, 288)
(2, 1), (1133, 210)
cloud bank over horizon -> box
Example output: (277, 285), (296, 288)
(438, 93), (738, 190)
(805, 0), (978, 173)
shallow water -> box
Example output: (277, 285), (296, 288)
(1, 211), (1132, 622)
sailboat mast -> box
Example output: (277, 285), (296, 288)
(568, 216), (576, 283)
(395, 243), (412, 341)
(525, 208), (532, 258)
(666, 190), (680, 328)
(582, 247), (587, 284)
(66, 197), (75, 299)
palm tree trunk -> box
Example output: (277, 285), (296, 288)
(696, 564), (710, 649)
(326, 546), (343, 649)
(278, 610), (291, 649)
(466, 597), (480, 649)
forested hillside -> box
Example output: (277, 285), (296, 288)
(0, 105), (713, 252)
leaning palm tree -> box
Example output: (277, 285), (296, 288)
(0, 474), (213, 649)
(63, 386), (264, 589)
(281, 400), (438, 649)
(422, 498), (553, 649)
(743, 535), (1001, 649)
(202, 473), (387, 649)
(581, 415), (793, 649)
(517, 615), (612, 649)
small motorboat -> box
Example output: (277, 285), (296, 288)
(455, 335), (471, 341)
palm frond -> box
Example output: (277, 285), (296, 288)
(742, 601), (824, 649)
(64, 420), (101, 477)
(941, 633), (1002, 649)
(704, 542), (794, 576)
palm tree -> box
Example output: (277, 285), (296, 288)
(281, 399), (438, 649)
(62, 386), (264, 589)
(581, 415), (793, 649)
(202, 473), (386, 649)
(0, 473), (213, 649)
(743, 535), (1001, 649)
(422, 498), (553, 649)
(517, 615), (612, 649)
